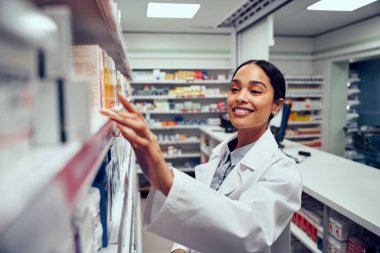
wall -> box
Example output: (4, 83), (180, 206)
(123, 33), (233, 70)
(270, 36), (314, 74)
(238, 16), (273, 64)
(358, 58), (380, 126)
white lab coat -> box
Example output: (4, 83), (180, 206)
(144, 128), (303, 253)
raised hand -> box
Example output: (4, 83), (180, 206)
(100, 93), (173, 195)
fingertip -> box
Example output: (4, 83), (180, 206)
(100, 109), (110, 115)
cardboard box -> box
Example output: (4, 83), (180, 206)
(31, 77), (90, 144)
(72, 45), (104, 119)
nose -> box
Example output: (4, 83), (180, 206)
(236, 89), (249, 103)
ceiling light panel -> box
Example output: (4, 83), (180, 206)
(146, 3), (200, 18)
(307, 0), (377, 11)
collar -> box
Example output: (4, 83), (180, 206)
(211, 128), (278, 171)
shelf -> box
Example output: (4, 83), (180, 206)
(347, 88), (361, 96)
(201, 146), (212, 156)
(163, 152), (201, 159)
(286, 81), (323, 85)
(150, 125), (201, 130)
(137, 167), (194, 174)
(0, 119), (115, 233)
(348, 78), (361, 83)
(291, 108), (322, 112)
(132, 80), (230, 85)
(142, 110), (226, 114)
(286, 134), (321, 139)
(291, 224), (322, 253)
(347, 100), (360, 106)
(159, 140), (200, 145)
(288, 120), (323, 125)
(34, 0), (132, 77)
(132, 94), (227, 100)
(287, 94), (323, 98)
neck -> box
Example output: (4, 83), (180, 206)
(236, 125), (268, 149)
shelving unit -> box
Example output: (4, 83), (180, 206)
(344, 73), (364, 163)
(291, 224), (323, 253)
(285, 75), (324, 148)
(132, 69), (231, 191)
(0, 1), (139, 252)
(32, 0), (132, 76)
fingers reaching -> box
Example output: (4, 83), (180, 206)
(100, 107), (154, 149)
(117, 93), (143, 119)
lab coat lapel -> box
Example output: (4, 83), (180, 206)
(217, 128), (279, 195)
(195, 132), (237, 187)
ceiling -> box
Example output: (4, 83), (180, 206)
(116, 0), (245, 34)
(117, 0), (380, 37)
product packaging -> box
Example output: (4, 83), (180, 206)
(43, 6), (74, 78)
(31, 76), (90, 144)
(0, 23), (36, 168)
(72, 45), (105, 119)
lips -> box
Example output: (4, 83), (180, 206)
(232, 106), (254, 116)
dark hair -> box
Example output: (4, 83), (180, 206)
(231, 59), (286, 101)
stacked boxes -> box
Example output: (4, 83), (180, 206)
(72, 45), (131, 118)
(292, 194), (324, 250)
(327, 213), (355, 253)
(91, 138), (123, 247)
(72, 45), (105, 119)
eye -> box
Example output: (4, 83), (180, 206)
(229, 87), (239, 93)
(250, 90), (262, 94)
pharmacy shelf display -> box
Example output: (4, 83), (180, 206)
(200, 126), (380, 253)
(32, 0), (132, 76)
(285, 75), (324, 149)
(132, 69), (230, 183)
(0, 1), (139, 253)
(344, 75), (363, 163)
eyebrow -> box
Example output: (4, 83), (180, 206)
(231, 79), (267, 88)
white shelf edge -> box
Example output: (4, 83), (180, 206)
(131, 80), (230, 84)
(132, 95), (227, 100)
(0, 119), (115, 233)
(163, 152), (201, 159)
(288, 121), (322, 125)
(286, 134), (321, 139)
(291, 108), (322, 112)
(287, 94), (324, 98)
(159, 140), (200, 145)
(291, 223), (322, 253)
(200, 146), (212, 156)
(150, 125), (201, 130)
(142, 110), (226, 114)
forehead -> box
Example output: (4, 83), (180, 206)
(233, 64), (271, 84)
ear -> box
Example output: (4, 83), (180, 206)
(272, 98), (284, 115)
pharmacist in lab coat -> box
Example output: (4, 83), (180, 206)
(101, 60), (303, 253)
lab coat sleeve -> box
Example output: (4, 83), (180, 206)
(144, 163), (302, 253)
(171, 242), (190, 252)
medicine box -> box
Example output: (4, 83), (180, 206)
(43, 6), (74, 78)
(329, 214), (355, 242)
(72, 45), (105, 119)
(31, 77), (90, 144)
(0, 29), (36, 168)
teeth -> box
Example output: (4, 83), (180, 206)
(234, 108), (252, 113)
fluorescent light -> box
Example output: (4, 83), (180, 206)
(307, 0), (376, 11)
(147, 3), (200, 18)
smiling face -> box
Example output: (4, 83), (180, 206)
(227, 63), (283, 135)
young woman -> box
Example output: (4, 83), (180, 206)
(101, 60), (303, 253)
